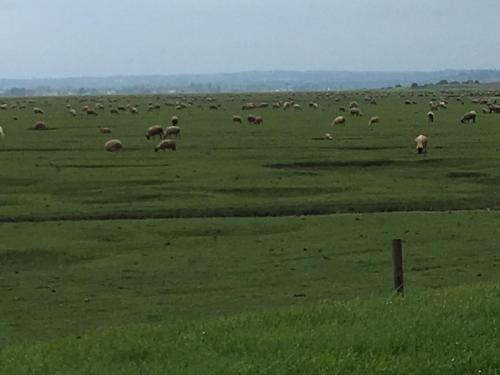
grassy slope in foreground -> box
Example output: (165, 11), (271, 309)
(1, 284), (499, 375)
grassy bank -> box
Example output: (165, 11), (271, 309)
(1, 284), (499, 374)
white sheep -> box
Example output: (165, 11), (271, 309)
(145, 125), (164, 140)
(99, 127), (111, 134)
(331, 116), (346, 126)
(350, 107), (363, 116)
(155, 139), (176, 152)
(242, 103), (256, 110)
(232, 115), (242, 123)
(415, 135), (428, 154)
(171, 116), (179, 126)
(0, 125), (4, 138)
(368, 116), (380, 126)
(164, 125), (181, 138)
(104, 139), (122, 152)
(33, 107), (44, 114)
(461, 110), (477, 124)
(427, 111), (434, 123)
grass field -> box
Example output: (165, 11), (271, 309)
(0, 89), (499, 361)
(2, 284), (499, 374)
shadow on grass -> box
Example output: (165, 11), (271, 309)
(266, 158), (442, 170)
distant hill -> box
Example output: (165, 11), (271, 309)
(1, 69), (500, 96)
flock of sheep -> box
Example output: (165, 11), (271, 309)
(103, 116), (181, 153)
(0, 91), (497, 157)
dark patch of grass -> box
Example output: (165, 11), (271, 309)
(214, 186), (344, 196)
(334, 145), (407, 150)
(0, 199), (494, 224)
(447, 171), (500, 186)
(54, 163), (171, 169)
(448, 171), (490, 178)
(0, 249), (92, 272)
(266, 158), (443, 170)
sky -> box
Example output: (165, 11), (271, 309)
(1, 0), (500, 78)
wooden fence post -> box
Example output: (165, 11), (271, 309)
(392, 239), (404, 295)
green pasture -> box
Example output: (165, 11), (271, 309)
(0, 89), (499, 352)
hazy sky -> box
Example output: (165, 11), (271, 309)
(1, 0), (500, 78)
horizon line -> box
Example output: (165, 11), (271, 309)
(1, 68), (500, 81)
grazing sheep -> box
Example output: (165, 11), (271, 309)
(339, 106), (346, 112)
(242, 103), (256, 110)
(209, 104), (219, 110)
(232, 115), (242, 123)
(130, 107), (139, 114)
(104, 139), (122, 152)
(283, 101), (291, 109)
(488, 104), (500, 113)
(331, 116), (346, 126)
(171, 116), (179, 126)
(86, 109), (98, 116)
(164, 125), (181, 138)
(69, 109), (77, 117)
(427, 111), (434, 123)
(293, 104), (302, 110)
(405, 99), (412, 105)
(0, 104), (8, 110)
(155, 139), (176, 152)
(368, 116), (380, 127)
(324, 133), (333, 140)
(414, 135), (428, 154)
(145, 125), (164, 140)
(272, 102), (281, 109)
(254, 116), (264, 125)
(461, 110), (477, 124)
(482, 107), (490, 114)
(438, 101), (447, 109)
(110, 108), (119, 114)
(258, 102), (269, 108)
(0, 126), (4, 137)
(349, 101), (359, 108)
(309, 102), (319, 109)
(247, 114), (257, 124)
(350, 107), (363, 116)
(33, 107), (44, 114)
(99, 127), (111, 134)
(34, 121), (47, 130)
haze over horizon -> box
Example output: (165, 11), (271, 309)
(2, 0), (500, 79)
